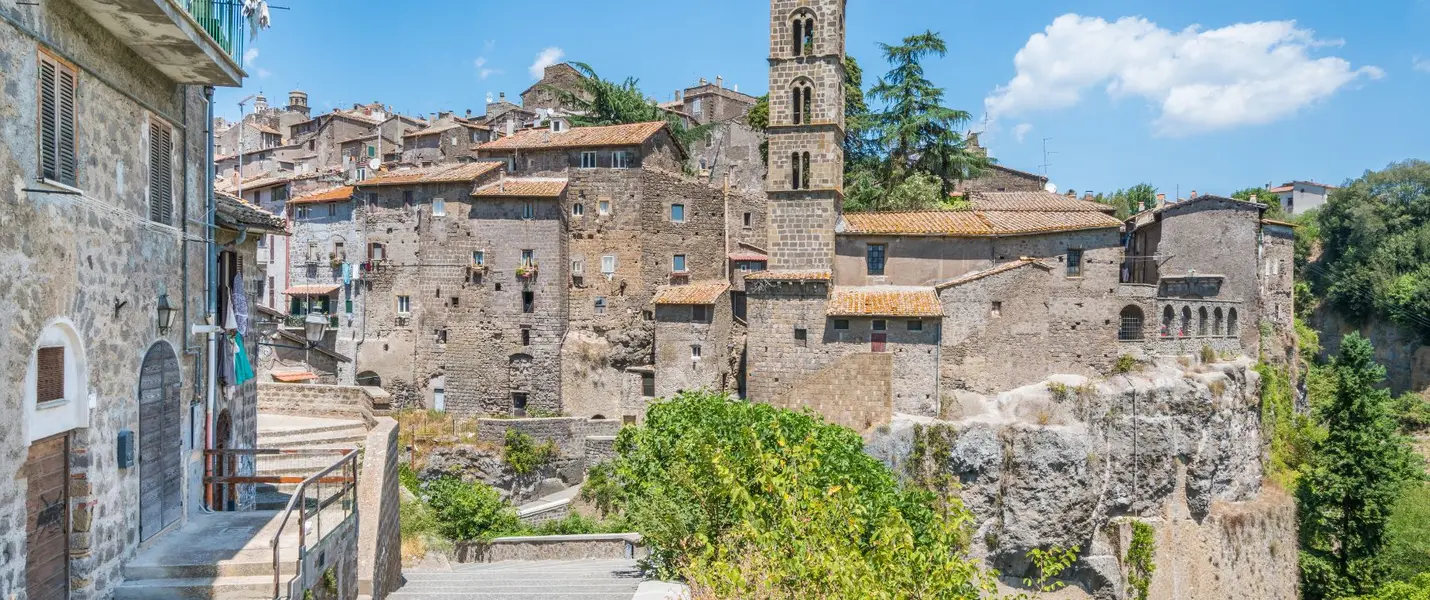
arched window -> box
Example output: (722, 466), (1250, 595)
(26, 320), (90, 443)
(790, 152), (802, 189)
(1198, 307), (1209, 337)
(1180, 306), (1192, 338)
(1119, 306), (1145, 341)
(791, 11), (815, 56)
(801, 152), (811, 189)
(1161, 305), (1174, 338)
(791, 81), (814, 125)
(1227, 308), (1238, 336)
(1213, 307), (1224, 336)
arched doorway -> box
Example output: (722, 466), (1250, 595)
(138, 342), (183, 541)
(213, 410), (234, 511)
(356, 370), (382, 387)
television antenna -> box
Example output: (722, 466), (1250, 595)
(1040, 137), (1056, 178)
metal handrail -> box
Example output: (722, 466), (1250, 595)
(268, 448), (357, 599)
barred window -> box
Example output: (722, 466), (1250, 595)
(1065, 248), (1083, 277)
(866, 244), (887, 276)
(1119, 306), (1145, 341)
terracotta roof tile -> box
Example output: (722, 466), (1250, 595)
(839, 208), (1122, 237)
(272, 372), (319, 383)
(1268, 185), (1294, 193)
(827, 286), (942, 317)
(968, 191), (1115, 213)
(291, 186), (354, 205)
(359, 162), (503, 187)
(653, 281), (729, 305)
(471, 179), (568, 198)
(934, 259), (1048, 290)
(215, 191), (287, 233)
(728, 251), (769, 261)
(744, 270), (832, 281)
(477, 122), (668, 151)
(283, 284), (342, 295)
(981, 210), (1125, 234)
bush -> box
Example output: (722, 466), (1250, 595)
(597, 391), (997, 595)
(1343, 573), (1430, 600)
(1112, 354), (1140, 374)
(1126, 521), (1157, 600)
(1380, 484), (1430, 584)
(503, 430), (558, 475)
(530, 513), (627, 536)
(421, 477), (522, 542)
(398, 463), (420, 495)
(1257, 362), (1323, 488)
(1393, 392), (1430, 433)
(1200, 345), (1216, 364)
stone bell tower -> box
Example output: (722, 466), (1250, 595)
(765, 0), (847, 270)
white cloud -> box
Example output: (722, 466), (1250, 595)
(256, 68), (272, 79)
(243, 48), (270, 78)
(243, 48), (259, 66)
(529, 47), (565, 79)
(474, 57), (501, 80)
(984, 15), (1383, 136)
(1012, 123), (1033, 143)
(1415, 56), (1430, 73)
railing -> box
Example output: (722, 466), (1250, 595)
(179, 0), (247, 62)
(203, 448), (358, 600)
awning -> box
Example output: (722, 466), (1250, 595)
(728, 251), (769, 262)
(283, 284), (342, 296)
(271, 372), (319, 383)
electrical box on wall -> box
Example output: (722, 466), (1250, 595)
(117, 429), (134, 469)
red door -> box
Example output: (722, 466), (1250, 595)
(871, 333), (887, 353)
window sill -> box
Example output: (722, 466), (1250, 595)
(36, 178), (84, 196)
(35, 398), (69, 411)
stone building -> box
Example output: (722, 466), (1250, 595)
(652, 282), (735, 398)
(954, 133), (1049, 194)
(400, 113), (493, 166)
(0, 1), (274, 597)
(521, 62), (589, 112)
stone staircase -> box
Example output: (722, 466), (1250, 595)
(389, 559), (644, 600)
(114, 511), (301, 599)
(254, 414), (368, 510)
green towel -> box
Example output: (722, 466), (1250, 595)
(233, 332), (255, 385)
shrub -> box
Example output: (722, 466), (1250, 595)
(530, 513), (627, 536)
(1112, 354), (1140, 374)
(1047, 382), (1071, 402)
(1126, 521), (1157, 600)
(398, 463), (420, 495)
(1380, 483), (1430, 584)
(503, 430), (558, 475)
(421, 477), (522, 542)
(1257, 362), (1322, 488)
(1393, 392), (1430, 433)
(1200, 345), (1216, 364)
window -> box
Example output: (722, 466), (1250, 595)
(397, 295), (411, 314)
(594, 297), (607, 314)
(866, 244), (887, 276)
(334, 242), (346, 261)
(1162, 305), (1175, 337)
(692, 305), (709, 322)
(907, 320), (923, 331)
(794, 327), (807, 341)
(1227, 308), (1238, 336)
(522, 291), (534, 313)
(571, 259), (584, 275)
(601, 255), (616, 274)
(367, 145), (375, 157)
(521, 327), (531, 346)
(580, 151), (598, 169)
(356, 167), (367, 181)
(671, 203), (685, 223)
(1198, 307), (1209, 336)
(512, 392), (528, 415)
(598, 199), (611, 215)
(791, 83), (813, 125)
(450, 296), (459, 308)
(1066, 249), (1083, 277)
(38, 51), (78, 186)
(743, 212), (753, 228)
(328, 202), (338, 217)
(1180, 306), (1192, 337)
(690, 345), (702, 360)
(522, 201), (534, 220)
(36, 346), (65, 402)
(690, 98), (703, 118)
(148, 119), (174, 224)
(369, 242), (387, 261)
(572, 203), (584, 217)
(472, 250), (484, 266)
(521, 249), (535, 267)
(641, 373), (655, 397)
(1118, 306), (1144, 341)
(673, 254), (687, 273)
(789, 151), (812, 189)
(991, 301), (1002, 318)
(403, 190), (414, 209)
(872, 319), (887, 331)
(833, 319), (849, 330)
(306, 241), (320, 262)
(432, 197), (446, 216)
(791, 152), (801, 189)
(792, 13), (815, 56)
(435, 328), (448, 344)
(433, 388), (446, 412)
(613, 151), (632, 169)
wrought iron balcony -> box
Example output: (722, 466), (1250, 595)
(67, 0), (248, 86)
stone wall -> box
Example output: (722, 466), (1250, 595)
(834, 228), (1121, 287)
(1315, 310), (1430, 396)
(654, 298), (735, 397)
(584, 436), (617, 466)
(474, 417), (621, 458)
(296, 511), (359, 600)
(690, 120), (767, 197)
(768, 352), (893, 432)
(257, 382), (388, 424)
(953, 164), (1047, 194)
(357, 417), (402, 599)
(456, 533), (643, 563)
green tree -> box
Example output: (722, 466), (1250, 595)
(549, 62), (712, 154)
(1297, 333), (1423, 599)
(1231, 186), (1287, 219)
(421, 477), (522, 542)
(1380, 484), (1430, 584)
(1127, 183), (1159, 213)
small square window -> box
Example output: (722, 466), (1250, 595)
(522, 291), (534, 313)
(671, 204), (685, 223)
(690, 345), (702, 360)
(327, 202), (338, 217)
(743, 212), (753, 228)
(872, 319), (887, 331)
(613, 151), (632, 169)
(432, 197), (446, 217)
(692, 305), (709, 322)
(594, 297), (607, 314)
(403, 190), (414, 208)
(495, 283), (503, 291)
(580, 151), (598, 169)
(397, 295), (411, 314)
(907, 320), (923, 331)
(866, 244), (887, 276)
(450, 296), (460, 308)
(572, 203), (584, 217)
(435, 328), (448, 344)
(522, 201), (534, 220)
(991, 301), (1002, 318)
(673, 254), (687, 273)
(833, 319), (849, 330)
(601, 255), (616, 274)
(794, 327), (807, 341)
(36, 347), (64, 402)
(641, 373), (655, 397)
(472, 250), (485, 266)
(521, 327), (531, 346)
(572, 259), (584, 274)
(598, 200), (611, 215)
(521, 250), (535, 267)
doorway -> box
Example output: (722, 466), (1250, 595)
(139, 342), (183, 540)
(26, 434), (69, 600)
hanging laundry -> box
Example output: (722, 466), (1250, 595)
(243, 0), (271, 41)
(231, 272), (249, 336)
(342, 262), (352, 286)
(232, 333), (256, 386)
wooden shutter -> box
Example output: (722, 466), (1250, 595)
(149, 119), (174, 224)
(35, 347), (64, 402)
(37, 51), (78, 186)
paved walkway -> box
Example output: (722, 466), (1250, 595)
(390, 559), (644, 600)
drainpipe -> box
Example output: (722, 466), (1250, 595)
(204, 88), (219, 511)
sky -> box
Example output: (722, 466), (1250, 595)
(217, 0), (1430, 196)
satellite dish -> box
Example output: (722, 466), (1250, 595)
(1044, 182), (1057, 193)
(368, 158), (380, 170)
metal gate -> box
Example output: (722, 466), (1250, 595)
(139, 342), (183, 541)
(26, 434), (68, 600)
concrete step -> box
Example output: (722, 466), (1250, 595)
(123, 547), (297, 580)
(392, 559), (643, 599)
(257, 427), (367, 448)
(113, 575), (279, 600)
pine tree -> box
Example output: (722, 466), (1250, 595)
(1297, 333), (1422, 599)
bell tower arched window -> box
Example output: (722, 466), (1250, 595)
(791, 82), (814, 125)
(790, 152), (811, 190)
(792, 12), (815, 56)
(791, 153), (801, 190)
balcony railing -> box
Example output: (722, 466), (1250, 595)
(180, 0), (247, 62)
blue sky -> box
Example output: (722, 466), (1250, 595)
(219, 0), (1430, 195)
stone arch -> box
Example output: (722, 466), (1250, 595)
(138, 341), (184, 539)
(1161, 305), (1174, 337)
(1198, 307), (1209, 337)
(356, 370), (382, 387)
(1228, 308), (1239, 336)
(790, 8), (816, 56)
(1180, 306), (1192, 337)
(790, 76), (815, 125)
(1118, 305), (1144, 341)
(1214, 307), (1224, 336)
(213, 409), (235, 511)
(25, 318), (90, 444)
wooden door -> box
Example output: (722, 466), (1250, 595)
(871, 333), (887, 353)
(26, 434), (68, 600)
(139, 343), (183, 541)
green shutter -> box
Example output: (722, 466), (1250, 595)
(290, 296), (301, 315)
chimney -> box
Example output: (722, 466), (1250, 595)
(1156, 193), (1167, 205)
(716, 76), (723, 88)
(1083, 192), (1094, 201)
(1189, 189), (1198, 199)
(1066, 189), (1076, 198)
(466, 109), (472, 117)
(499, 92), (506, 102)
(1250, 194), (1258, 203)
(733, 84), (739, 92)
(505, 120), (515, 137)
(699, 77), (707, 86)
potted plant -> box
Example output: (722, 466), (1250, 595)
(516, 263), (538, 280)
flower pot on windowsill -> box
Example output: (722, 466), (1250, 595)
(516, 265), (538, 280)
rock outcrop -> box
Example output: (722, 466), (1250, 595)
(866, 358), (1297, 600)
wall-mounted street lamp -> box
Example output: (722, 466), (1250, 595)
(256, 314), (329, 349)
(156, 293), (177, 335)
